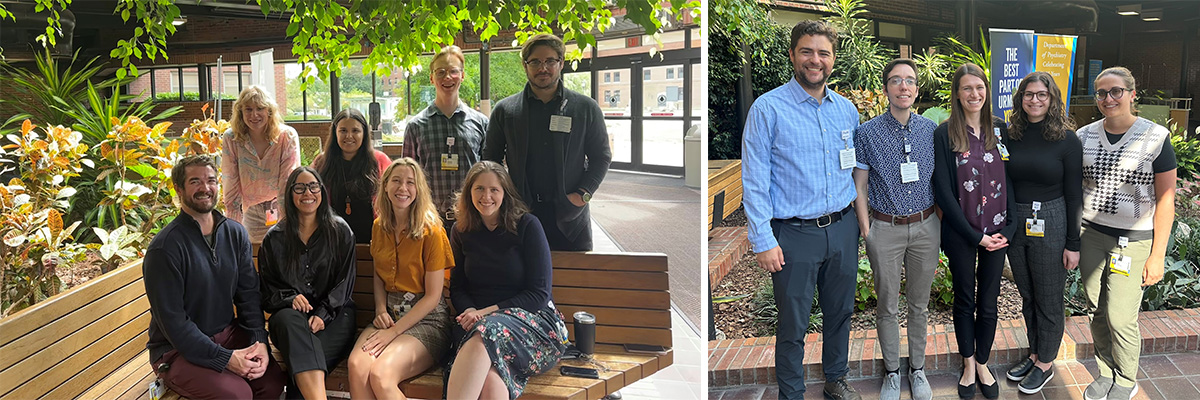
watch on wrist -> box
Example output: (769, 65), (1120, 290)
(577, 189), (592, 203)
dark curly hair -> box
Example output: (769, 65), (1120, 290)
(1008, 71), (1075, 142)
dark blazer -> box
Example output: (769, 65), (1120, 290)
(483, 82), (612, 242)
(932, 118), (1019, 245)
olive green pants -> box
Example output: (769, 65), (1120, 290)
(1079, 227), (1152, 387)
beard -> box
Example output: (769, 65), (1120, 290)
(795, 69), (829, 92)
(528, 72), (560, 91)
(182, 192), (216, 214)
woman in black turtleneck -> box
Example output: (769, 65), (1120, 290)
(1000, 71), (1082, 395)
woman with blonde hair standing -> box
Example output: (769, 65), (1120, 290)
(1078, 66), (1174, 400)
(222, 85), (301, 243)
(346, 158), (454, 399)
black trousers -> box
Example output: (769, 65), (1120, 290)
(942, 224), (1007, 364)
(268, 306), (357, 387)
(770, 213), (859, 400)
(530, 200), (592, 251)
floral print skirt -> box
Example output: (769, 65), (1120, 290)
(450, 304), (569, 399)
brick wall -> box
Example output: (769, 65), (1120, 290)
(1120, 33), (1183, 96)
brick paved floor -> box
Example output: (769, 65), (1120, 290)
(710, 352), (1200, 399)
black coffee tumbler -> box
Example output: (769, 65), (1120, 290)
(573, 311), (596, 355)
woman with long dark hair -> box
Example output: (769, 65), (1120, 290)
(1078, 67), (1174, 400)
(446, 161), (568, 400)
(258, 166), (357, 400)
(346, 158), (453, 399)
(222, 85), (301, 243)
(1001, 71), (1082, 395)
(932, 63), (1016, 400)
(313, 108), (392, 243)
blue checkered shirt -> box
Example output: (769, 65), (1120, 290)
(741, 78), (860, 252)
(853, 111), (937, 216)
(402, 101), (488, 215)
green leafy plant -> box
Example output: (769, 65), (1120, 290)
(0, 49), (121, 133)
(1148, 218), (1200, 310)
(708, 0), (790, 160)
(854, 242), (877, 310)
(824, 0), (894, 92)
(932, 29), (992, 106)
(1169, 123), (1200, 181)
(921, 106), (951, 125)
(912, 49), (950, 104)
(930, 251), (954, 309)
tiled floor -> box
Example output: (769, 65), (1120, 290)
(710, 352), (1200, 399)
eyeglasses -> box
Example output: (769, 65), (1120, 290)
(886, 77), (917, 87)
(291, 182), (322, 194)
(1022, 91), (1049, 101)
(1095, 87), (1133, 100)
(435, 68), (463, 79)
(524, 58), (561, 69)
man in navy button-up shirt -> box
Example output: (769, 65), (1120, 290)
(851, 59), (939, 400)
(741, 20), (862, 400)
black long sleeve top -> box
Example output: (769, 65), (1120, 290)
(1004, 120), (1084, 251)
(144, 211), (267, 372)
(257, 216), (356, 322)
(932, 119), (1019, 245)
(449, 213), (554, 314)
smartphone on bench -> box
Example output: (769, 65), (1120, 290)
(560, 366), (600, 379)
(624, 343), (669, 355)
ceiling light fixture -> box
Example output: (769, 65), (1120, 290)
(1141, 9), (1162, 21)
(1117, 4), (1141, 16)
(172, 16), (187, 26)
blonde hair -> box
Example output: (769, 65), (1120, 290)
(375, 158), (441, 239)
(430, 45), (466, 71)
(229, 85), (284, 142)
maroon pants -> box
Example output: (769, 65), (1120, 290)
(153, 324), (286, 400)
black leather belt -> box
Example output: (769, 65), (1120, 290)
(776, 204), (853, 228)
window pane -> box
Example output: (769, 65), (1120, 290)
(607, 119), (631, 163)
(310, 70), (333, 120)
(208, 65), (243, 100)
(596, 67), (630, 116)
(282, 63), (306, 121)
(161, 69), (182, 101)
(643, 120), (683, 167)
(128, 70), (152, 102)
(641, 29), (688, 51)
(339, 59), (375, 118)
(643, 65), (683, 116)
(563, 71), (590, 97)
(488, 50), (526, 105)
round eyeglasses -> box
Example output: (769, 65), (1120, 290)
(1095, 87), (1133, 101)
(1022, 91), (1049, 101)
(291, 182), (323, 194)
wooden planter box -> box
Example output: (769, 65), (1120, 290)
(708, 159), (742, 231)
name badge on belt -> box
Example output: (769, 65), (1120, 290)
(550, 115), (572, 133)
(1025, 201), (1044, 237)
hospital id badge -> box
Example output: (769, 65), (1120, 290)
(265, 199), (279, 226)
(549, 115), (572, 133)
(839, 148), (856, 169)
(1025, 218), (1045, 237)
(1109, 253), (1132, 276)
(441, 153), (459, 171)
(149, 378), (166, 400)
(900, 161), (919, 183)
(997, 144), (1010, 161)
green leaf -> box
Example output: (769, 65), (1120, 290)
(712, 294), (750, 304)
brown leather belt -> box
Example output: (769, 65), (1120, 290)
(872, 206), (936, 225)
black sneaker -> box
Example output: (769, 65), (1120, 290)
(1084, 375), (1113, 400)
(823, 377), (862, 400)
(1018, 366), (1054, 394)
(1006, 358), (1035, 381)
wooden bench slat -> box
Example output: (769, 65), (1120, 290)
(0, 260), (143, 346)
(0, 296), (149, 395)
(552, 269), (669, 291)
(551, 252), (668, 272)
(80, 348), (151, 399)
(0, 278), (144, 371)
(6, 322), (148, 400)
(557, 305), (671, 329)
(565, 324), (673, 348)
(552, 287), (671, 310)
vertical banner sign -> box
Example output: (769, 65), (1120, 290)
(988, 29), (1035, 122)
(1034, 34), (1078, 110)
(250, 48), (276, 97)
(1088, 59), (1104, 96)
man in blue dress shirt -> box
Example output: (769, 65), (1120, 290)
(852, 59), (939, 400)
(741, 20), (862, 400)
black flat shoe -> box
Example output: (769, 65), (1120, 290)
(958, 372), (977, 399)
(979, 379), (999, 399)
(1006, 358), (1035, 381)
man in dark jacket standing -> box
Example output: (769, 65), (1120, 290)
(483, 33), (611, 251)
(143, 154), (285, 399)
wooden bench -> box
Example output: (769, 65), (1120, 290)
(0, 244), (673, 400)
(708, 159), (742, 230)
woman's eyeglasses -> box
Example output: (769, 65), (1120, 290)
(1022, 91), (1049, 101)
(291, 182), (323, 194)
(1095, 87), (1133, 100)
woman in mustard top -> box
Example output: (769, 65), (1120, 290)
(346, 158), (454, 399)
